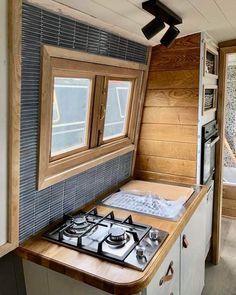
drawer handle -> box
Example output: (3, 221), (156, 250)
(183, 235), (189, 248)
(159, 261), (174, 286)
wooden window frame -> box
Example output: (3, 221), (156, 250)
(38, 45), (145, 190)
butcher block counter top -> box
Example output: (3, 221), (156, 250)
(16, 180), (207, 295)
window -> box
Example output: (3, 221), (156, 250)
(38, 45), (145, 190)
(51, 77), (92, 157)
(103, 79), (133, 142)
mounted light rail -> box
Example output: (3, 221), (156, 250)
(142, 0), (182, 47)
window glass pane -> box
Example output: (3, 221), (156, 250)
(51, 77), (91, 156)
(103, 80), (132, 140)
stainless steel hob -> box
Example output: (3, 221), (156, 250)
(43, 207), (168, 271)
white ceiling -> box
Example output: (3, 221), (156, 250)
(43, 0), (236, 45)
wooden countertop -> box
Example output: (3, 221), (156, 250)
(16, 180), (207, 295)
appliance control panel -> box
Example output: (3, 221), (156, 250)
(124, 228), (168, 270)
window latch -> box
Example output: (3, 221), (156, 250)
(100, 103), (106, 120)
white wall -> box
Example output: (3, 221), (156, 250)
(0, 0), (8, 246)
(228, 53), (236, 66)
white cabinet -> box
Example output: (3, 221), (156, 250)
(180, 197), (207, 295)
(23, 260), (111, 295)
(146, 195), (207, 295)
(145, 238), (180, 295)
(205, 182), (214, 257)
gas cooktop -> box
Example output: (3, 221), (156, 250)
(43, 207), (169, 271)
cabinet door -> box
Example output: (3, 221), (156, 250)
(146, 237), (180, 295)
(23, 260), (110, 295)
(205, 183), (214, 257)
(180, 196), (207, 295)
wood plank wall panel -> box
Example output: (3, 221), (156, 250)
(145, 89), (199, 107)
(222, 185), (236, 218)
(135, 33), (201, 185)
(137, 140), (197, 161)
(142, 107), (198, 125)
(140, 124), (198, 143)
(135, 170), (196, 185)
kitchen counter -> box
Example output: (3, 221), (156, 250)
(16, 180), (207, 295)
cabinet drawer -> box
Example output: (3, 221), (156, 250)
(146, 237), (180, 295)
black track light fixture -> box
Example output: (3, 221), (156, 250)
(141, 0), (182, 46)
(160, 25), (180, 48)
(141, 18), (165, 40)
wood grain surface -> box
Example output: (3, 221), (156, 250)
(137, 140), (197, 161)
(212, 45), (233, 264)
(222, 184), (236, 219)
(149, 48), (200, 72)
(135, 33), (200, 185)
(139, 124), (198, 143)
(136, 155), (196, 178)
(0, 0), (22, 256)
(144, 89), (199, 107)
(16, 180), (207, 295)
(147, 69), (199, 89)
(135, 170), (196, 185)
(142, 107), (198, 125)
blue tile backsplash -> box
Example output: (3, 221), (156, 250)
(19, 3), (147, 243)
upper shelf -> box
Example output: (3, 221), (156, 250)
(203, 42), (219, 81)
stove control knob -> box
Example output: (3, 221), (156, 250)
(136, 245), (146, 258)
(149, 229), (159, 241)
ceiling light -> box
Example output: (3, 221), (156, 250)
(141, 18), (165, 40)
(160, 25), (180, 48)
(142, 0), (182, 45)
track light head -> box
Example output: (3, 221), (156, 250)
(160, 25), (180, 48)
(142, 0), (182, 45)
(141, 18), (165, 40)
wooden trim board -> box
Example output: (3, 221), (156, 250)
(131, 46), (152, 177)
(219, 39), (236, 48)
(213, 45), (236, 263)
(0, 0), (22, 257)
(45, 45), (148, 71)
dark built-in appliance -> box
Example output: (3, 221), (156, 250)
(43, 207), (168, 271)
(201, 120), (220, 185)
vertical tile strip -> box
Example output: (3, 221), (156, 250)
(20, 3), (147, 243)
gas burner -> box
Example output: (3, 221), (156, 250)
(72, 216), (91, 231)
(64, 216), (94, 238)
(106, 227), (130, 248)
(73, 216), (87, 225)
